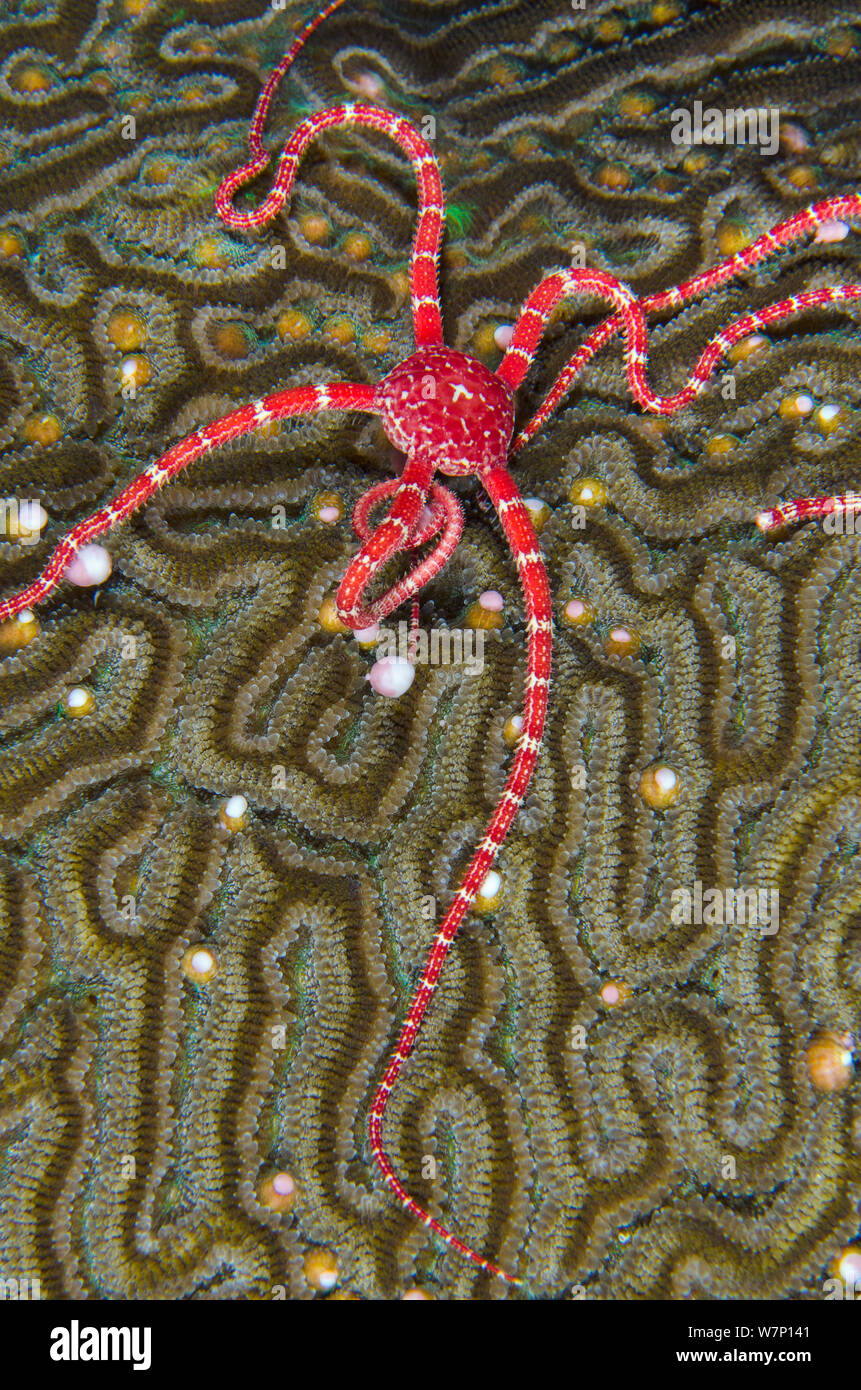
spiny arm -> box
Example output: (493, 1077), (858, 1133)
(496, 267), (861, 424)
(0, 382), (378, 623)
(512, 192), (861, 449)
(338, 470), (464, 629)
(366, 463), (551, 1287)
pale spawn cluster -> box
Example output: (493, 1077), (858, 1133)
(2, 0), (861, 1287)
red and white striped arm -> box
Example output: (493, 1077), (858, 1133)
(336, 452), (465, 628)
(627, 283), (861, 415)
(646, 192), (861, 314)
(499, 269), (861, 433)
(513, 192), (861, 450)
(214, 0), (444, 344)
(216, 104), (445, 348)
(496, 267), (641, 394)
(0, 382), (378, 624)
(242, 0), (351, 164)
(510, 314), (620, 454)
(342, 473), (465, 625)
(756, 492), (861, 532)
(367, 462), (551, 1286)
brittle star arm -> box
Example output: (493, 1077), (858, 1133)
(337, 466), (464, 628)
(0, 383), (378, 623)
(215, 2), (445, 344)
(215, 0), (444, 352)
(756, 491), (861, 531)
(240, 0), (351, 162)
(512, 192), (861, 450)
(216, 104), (444, 348)
(496, 267), (642, 397)
(496, 267), (861, 420)
(364, 463), (551, 1287)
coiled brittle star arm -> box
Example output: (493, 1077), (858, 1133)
(215, 10), (444, 351)
(336, 462), (465, 629)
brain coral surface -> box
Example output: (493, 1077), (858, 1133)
(0, 0), (860, 1300)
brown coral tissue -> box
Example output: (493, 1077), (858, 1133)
(1, 0), (861, 1311)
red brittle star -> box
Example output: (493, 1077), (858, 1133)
(2, 0), (861, 1287)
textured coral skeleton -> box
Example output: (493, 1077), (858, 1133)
(2, 0), (861, 1286)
